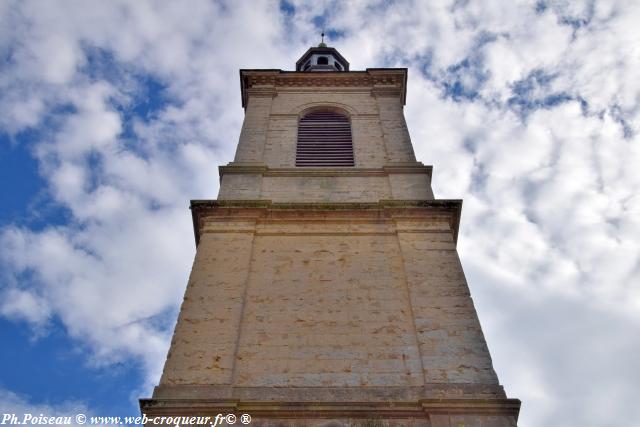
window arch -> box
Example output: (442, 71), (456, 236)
(296, 110), (354, 167)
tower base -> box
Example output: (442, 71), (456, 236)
(140, 385), (520, 426)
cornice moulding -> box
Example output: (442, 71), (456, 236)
(189, 199), (462, 246)
(218, 164), (433, 179)
(240, 68), (408, 108)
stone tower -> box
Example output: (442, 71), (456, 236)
(141, 43), (521, 426)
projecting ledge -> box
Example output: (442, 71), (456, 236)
(218, 162), (433, 179)
(189, 199), (462, 246)
(140, 385), (520, 420)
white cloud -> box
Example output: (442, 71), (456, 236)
(0, 0), (292, 401)
(0, 388), (90, 426)
(0, 287), (51, 327)
(1, 1), (639, 426)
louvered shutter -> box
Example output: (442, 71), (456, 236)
(296, 111), (354, 167)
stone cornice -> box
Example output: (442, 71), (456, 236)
(141, 387), (520, 419)
(140, 399), (521, 419)
(240, 68), (408, 108)
(189, 199), (462, 247)
(218, 163), (432, 180)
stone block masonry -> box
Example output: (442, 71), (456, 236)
(145, 201), (519, 425)
(141, 58), (519, 426)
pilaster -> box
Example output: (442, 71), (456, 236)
(234, 87), (276, 162)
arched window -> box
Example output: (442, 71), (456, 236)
(317, 56), (329, 65)
(296, 111), (354, 167)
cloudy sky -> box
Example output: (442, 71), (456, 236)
(0, 1), (638, 425)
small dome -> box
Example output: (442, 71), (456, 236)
(295, 46), (349, 72)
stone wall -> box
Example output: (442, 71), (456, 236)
(159, 205), (497, 389)
(219, 71), (432, 203)
(235, 88), (413, 169)
(218, 170), (434, 203)
(145, 68), (520, 425)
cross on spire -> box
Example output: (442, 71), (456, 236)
(318, 30), (327, 47)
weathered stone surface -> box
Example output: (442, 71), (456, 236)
(143, 64), (519, 425)
(158, 207), (500, 391)
(159, 229), (255, 385)
(219, 69), (434, 202)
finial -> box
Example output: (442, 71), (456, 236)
(318, 30), (327, 47)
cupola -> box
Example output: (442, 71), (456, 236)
(295, 33), (349, 72)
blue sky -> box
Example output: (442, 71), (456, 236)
(1, 1), (639, 426)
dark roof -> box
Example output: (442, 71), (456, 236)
(295, 46), (350, 71)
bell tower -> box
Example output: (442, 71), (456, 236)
(141, 42), (521, 426)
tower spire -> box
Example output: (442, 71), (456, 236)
(319, 30), (327, 47)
